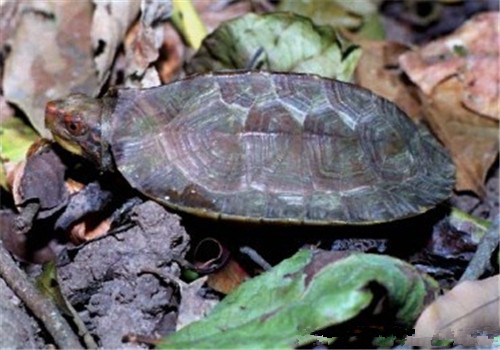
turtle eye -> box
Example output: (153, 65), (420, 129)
(64, 116), (87, 136)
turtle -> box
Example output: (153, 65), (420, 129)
(45, 71), (455, 225)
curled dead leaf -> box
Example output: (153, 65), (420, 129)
(157, 24), (184, 83)
(69, 215), (112, 244)
(407, 275), (499, 347)
(193, 238), (250, 295)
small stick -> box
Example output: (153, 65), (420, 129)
(459, 215), (499, 283)
(0, 241), (83, 349)
(240, 246), (272, 271)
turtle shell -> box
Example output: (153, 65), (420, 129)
(108, 72), (455, 224)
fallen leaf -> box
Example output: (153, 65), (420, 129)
(156, 24), (184, 83)
(194, 0), (251, 34)
(422, 77), (498, 196)
(2, 1), (99, 137)
(192, 238), (250, 295)
(175, 276), (219, 331)
(278, 0), (378, 29)
(399, 12), (500, 120)
(68, 215), (112, 244)
(123, 21), (162, 88)
(170, 0), (206, 49)
(406, 275), (500, 347)
(159, 249), (438, 349)
(124, 0), (173, 80)
(0, 104), (38, 165)
(140, 0), (173, 26)
(204, 259), (249, 295)
(91, 0), (141, 85)
(354, 40), (422, 121)
(0, 96), (39, 190)
(462, 54), (499, 119)
(186, 12), (362, 82)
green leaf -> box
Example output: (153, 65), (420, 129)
(356, 13), (386, 40)
(0, 116), (39, 189)
(186, 13), (362, 82)
(278, 0), (385, 39)
(0, 117), (38, 163)
(171, 0), (206, 49)
(159, 250), (438, 349)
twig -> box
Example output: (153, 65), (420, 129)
(0, 241), (83, 349)
(240, 246), (272, 271)
(459, 215), (499, 283)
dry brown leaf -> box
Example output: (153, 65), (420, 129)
(125, 22), (159, 79)
(2, 1), (99, 138)
(175, 276), (219, 331)
(157, 23), (185, 83)
(462, 55), (500, 119)
(91, 0), (141, 85)
(422, 77), (498, 196)
(124, 0), (173, 82)
(69, 216), (112, 244)
(194, 0), (252, 33)
(355, 40), (422, 122)
(399, 12), (500, 120)
(406, 275), (499, 347)
(206, 258), (250, 295)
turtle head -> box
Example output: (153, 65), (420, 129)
(45, 94), (114, 172)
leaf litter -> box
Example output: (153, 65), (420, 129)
(399, 12), (499, 195)
(2, 1), (99, 138)
(0, 1), (499, 348)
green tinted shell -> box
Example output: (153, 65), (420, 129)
(108, 72), (455, 224)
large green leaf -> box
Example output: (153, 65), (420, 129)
(186, 13), (362, 82)
(159, 250), (438, 349)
